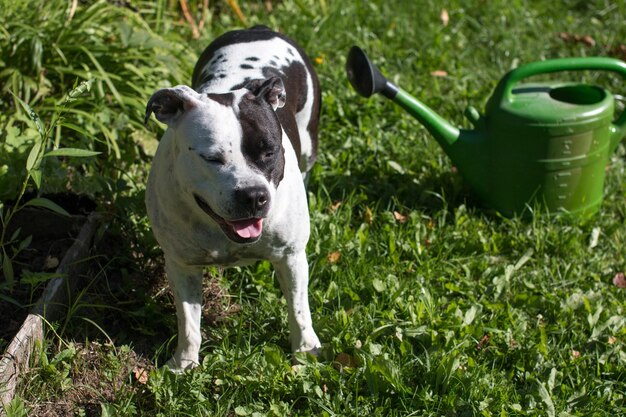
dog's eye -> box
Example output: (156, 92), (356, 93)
(259, 144), (279, 161)
(200, 153), (225, 165)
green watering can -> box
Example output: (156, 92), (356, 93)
(346, 46), (626, 217)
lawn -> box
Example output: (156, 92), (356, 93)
(1, 0), (625, 416)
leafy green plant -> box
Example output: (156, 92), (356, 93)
(0, 80), (99, 291)
(0, 0), (193, 203)
(0, 0), (194, 296)
(3, 396), (30, 417)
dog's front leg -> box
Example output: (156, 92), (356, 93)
(272, 251), (321, 355)
(164, 256), (203, 371)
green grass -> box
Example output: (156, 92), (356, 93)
(2, 0), (626, 416)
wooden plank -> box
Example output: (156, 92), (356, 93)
(0, 315), (43, 409)
(0, 213), (102, 411)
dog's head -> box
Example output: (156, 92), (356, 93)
(145, 78), (287, 244)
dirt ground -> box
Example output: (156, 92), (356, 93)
(1, 193), (238, 415)
(0, 195), (93, 346)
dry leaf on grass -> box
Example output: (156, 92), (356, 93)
(334, 352), (357, 369)
(133, 366), (149, 385)
(557, 32), (596, 47)
(440, 9), (449, 26)
(393, 211), (407, 223)
(431, 70), (448, 77)
(364, 206), (373, 225)
(327, 251), (341, 264)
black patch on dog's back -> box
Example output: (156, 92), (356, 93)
(192, 26), (277, 87)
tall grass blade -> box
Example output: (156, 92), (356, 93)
(11, 92), (45, 139)
(2, 248), (15, 291)
(79, 46), (126, 110)
(24, 197), (70, 216)
(44, 148), (101, 158)
(26, 140), (43, 171)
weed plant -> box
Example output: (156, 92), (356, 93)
(2, 0), (626, 416)
(0, 0), (191, 304)
(0, 0), (191, 200)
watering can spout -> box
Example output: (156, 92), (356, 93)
(346, 46), (488, 192)
(346, 46), (463, 148)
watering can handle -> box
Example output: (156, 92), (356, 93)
(500, 57), (626, 148)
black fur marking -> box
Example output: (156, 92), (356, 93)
(228, 77), (252, 91)
(245, 57), (260, 61)
(207, 92), (234, 107)
(257, 62), (309, 159)
(229, 77), (258, 91)
(240, 64), (254, 70)
(238, 93), (285, 185)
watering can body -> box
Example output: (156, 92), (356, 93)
(481, 80), (620, 216)
(346, 49), (626, 217)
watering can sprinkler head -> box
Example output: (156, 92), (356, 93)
(346, 45), (463, 149)
(346, 46), (398, 99)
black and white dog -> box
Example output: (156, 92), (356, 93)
(144, 26), (321, 370)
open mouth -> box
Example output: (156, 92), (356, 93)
(193, 194), (263, 243)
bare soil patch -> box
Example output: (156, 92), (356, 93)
(0, 193), (96, 348)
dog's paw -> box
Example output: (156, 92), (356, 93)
(291, 346), (322, 366)
(163, 357), (198, 374)
(300, 345), (321, 357)
(291, 342), (322, 365)
(293, 332), (322, 356)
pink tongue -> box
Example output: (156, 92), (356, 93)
(228, 218), (263, 239)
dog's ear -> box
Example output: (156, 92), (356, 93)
(246, 77), (286, 111)
(145, 85), (200, 126)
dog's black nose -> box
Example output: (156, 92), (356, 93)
(234, 186), (269, 213)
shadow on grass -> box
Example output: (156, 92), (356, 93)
(60, 221), (260, 367)
(311, 159), (483, 216)
(57, 226), (175, 361)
